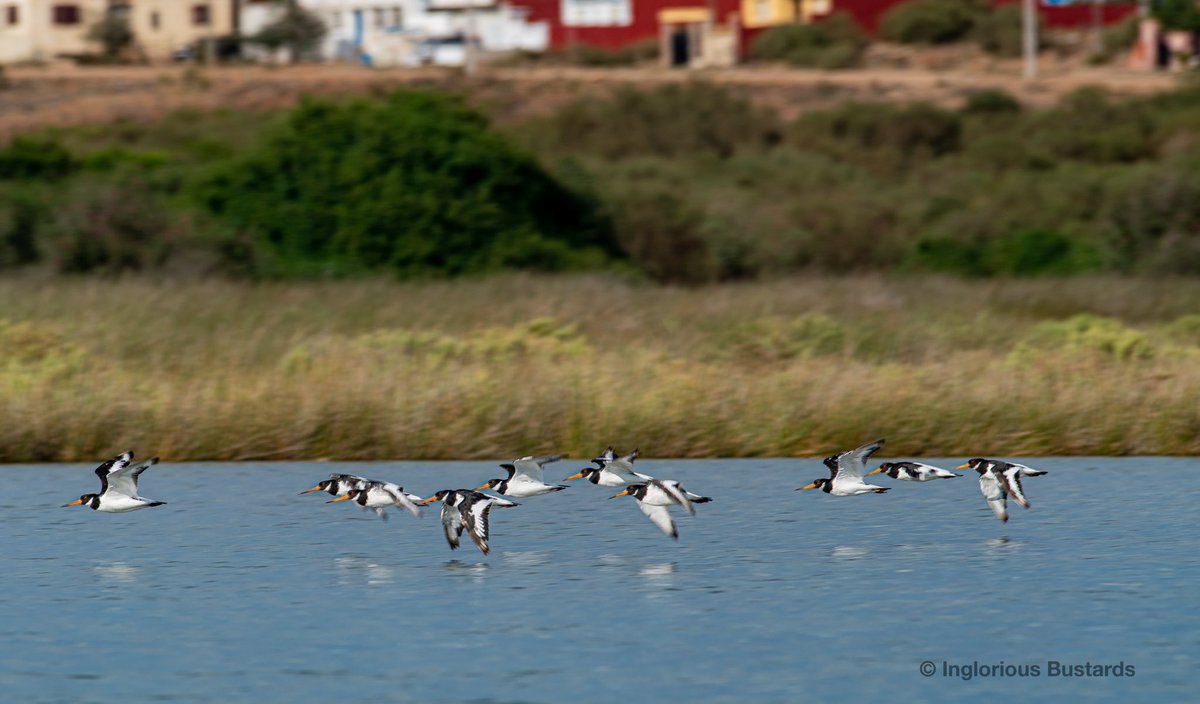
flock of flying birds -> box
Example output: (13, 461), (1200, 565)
(62, 439), (1048, 555)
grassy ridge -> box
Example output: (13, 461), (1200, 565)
(2, 276), (1198, 462)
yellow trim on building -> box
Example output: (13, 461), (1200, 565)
(658, 7), (712, 24)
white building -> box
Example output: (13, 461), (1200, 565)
(0, 0), (109, 63)
(241, 0), (547, 67)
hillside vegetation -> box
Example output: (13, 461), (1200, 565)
(2, 82), (1200, 282)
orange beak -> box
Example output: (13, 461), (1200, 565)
(326, 495), (352, 504)
(797, 483), (818, 491)
(608, 488), (632, 500)
(474, 483), (491, 491)
(299, 485), (324, 495)
(62, 499), (84, 507)
(417, 497), (438, 506)
(955, 463), (971, 470)
(866, 467), (884, 476)
(563, 471), (585, 481)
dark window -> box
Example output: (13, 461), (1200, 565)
(52, 4), (81, 25)
(192, 4), (210, 26)
(6, 5), (19, 25)
(149, 10), (160, 29)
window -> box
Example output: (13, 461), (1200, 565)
(391, 7), (402, 26)
(192, 4), (210, 26)
(52, 4), (81, 25)
(5, 5), (18, 26)
(373, 8), (385, 28)
(149, 10), (160, 29)
(330, 11), (341, 28)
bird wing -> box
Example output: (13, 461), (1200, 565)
(106, 455), (157, 498)
(93, 451), (133, 494)
(836, 439), (885, 482)
(999, 466), (1032, 509)
(510, 454), (562, 483)
(658, 480), (695, 516)
(463, 499), (494, 556)
(383, 484), (422, 518)
(593, 446), (616, 464)
(441, 504), (464, 550)
(608, 449), (639, 474)
(912, 462), (955, 479)
(978, 471), (1008, 522)
(1008, 462), (1048, 477)
(638, 502), (678, 539)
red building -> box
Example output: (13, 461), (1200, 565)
(507, 0), (1140, 55)
(826, 0), (1138, 34)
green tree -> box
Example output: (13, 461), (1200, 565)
(194, 91), (617, 277)
(88, 12), (134, 60)
(251, 0), (328, 62)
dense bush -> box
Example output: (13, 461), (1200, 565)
(0, 138), (76, 180)
(972, 4), (1036, 57)
(749, 12), (870, 69)
(791, 102), (963, 168)
(196, 90), (617, 277)
(516, 82), (781, 161)
(879, 0), (983, 44)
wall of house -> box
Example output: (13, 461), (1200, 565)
(127, 0), (236, 61)
(0, 0), (109, 62)
(813, 0), (1137, 35)
(508, 0), (742, 50)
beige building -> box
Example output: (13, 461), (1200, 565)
(0, 1), (237, 64)
(0, 0), (110, 63)
(126, 0), (237, 61)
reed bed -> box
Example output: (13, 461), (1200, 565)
(1, 274), (1198, 461)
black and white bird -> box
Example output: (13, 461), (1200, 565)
(563, 447), (653, 487)
(417, 490), (520, 556)
(476, 454), (569, 498)
(867, 461), (960, 482)
(797, 439), (890, 496)
(326, 480), (423, 521)
(299, 473), (371, 497)
(62, 451), (166, 513)
(957, 458), (1048, 523)
(609, 479), (711, 540)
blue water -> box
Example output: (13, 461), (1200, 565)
(2, 458), (1196, 703)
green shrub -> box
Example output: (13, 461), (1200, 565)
(749, 12), (869, 69)
(0, 138), (76, 180)
(518, 83), (781, 161)
(723, 314), (847, 362)
(195, 90), (617, 277)
(880, 0), (983, 44)
(603, 180), (711, 284)
(791, 102), (963, 167)
(1012, 314), (1155, 362)
(973, 4), (1039, 57)
(569, 40), (658, 66)
(961, 88), (1022, 116)
(911, 230), (1103, 277)
(0, 190), (44, 267)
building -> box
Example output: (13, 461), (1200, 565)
(241, 0), (547, 66)
(0, 0), (109, 63)
(0, 1), (238, 63)
(125, 0), (238, 61)
(807, 0), (1138, 34)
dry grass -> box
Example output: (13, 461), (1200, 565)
(1, 274), (1198, 461)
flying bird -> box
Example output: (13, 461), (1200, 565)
(476, 454), (569, 498)
(563, 447), (653, 487)
(62, 451), (166, 513)
(326, 480), (423, 521)
(417, 490), (519, 556)
(958, 458), (1048, 523)
(609, 479), (711, 540)
(300, 473), (371, 497)
(797, 439), (890, 496)
(867, 461), (960, 482)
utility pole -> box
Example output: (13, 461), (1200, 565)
(1090, 0), (1103, 57)
(1023, 0), (1037, 79)
(464, 1), (477, 77)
